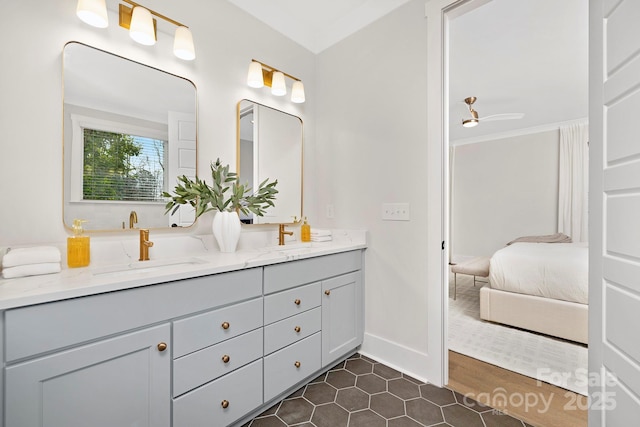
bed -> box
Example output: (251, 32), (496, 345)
(479, 241), (588, 344)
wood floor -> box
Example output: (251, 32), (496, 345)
(448, 351), (588, 427)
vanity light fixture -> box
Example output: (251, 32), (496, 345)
(75, 0), (196, 60)
(246, 60), (305, 103)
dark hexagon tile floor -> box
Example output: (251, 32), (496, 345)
(243, 353), (533, 427)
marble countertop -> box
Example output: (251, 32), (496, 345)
(0, 230), (366, 310)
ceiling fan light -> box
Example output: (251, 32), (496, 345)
(462, 118), (479, 128)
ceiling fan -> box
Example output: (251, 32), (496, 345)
(462, 96), (524, 128)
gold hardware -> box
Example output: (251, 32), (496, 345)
(325, 290), (331, 296)
(221, 400), (229, 409)
(278, 224), (294, 245)
(221, 321), (230, 330)
(222, 355), (230, 363)
(129, 210), (138, 229)
(139, 229), (154, 261)
(294, 299), (301, 305)
(157, 342), (167, 352)
(294, 326), (301, 333)
(294, 361), (301, 368)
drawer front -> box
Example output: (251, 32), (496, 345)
(5, 268), (262, 362)
(173, 359), (263, 427)
(173, 328), (263, 397)
(264, 332), (321, 403)
(264, 282), (321, 325)
(264, 250), (362, 294)
(173, 297), (263, 358)
(264, 307), (321, 355)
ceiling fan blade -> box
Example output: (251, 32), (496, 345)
(481, 113), (525, 122)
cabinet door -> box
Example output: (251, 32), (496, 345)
(321, 271), (363, 367)
(5, 324), (170, 427)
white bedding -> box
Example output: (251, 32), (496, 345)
(489, 242), (588, 305)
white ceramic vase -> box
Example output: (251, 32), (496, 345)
(212, 211), (241, 253)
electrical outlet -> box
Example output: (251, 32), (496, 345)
(326, 204), (335, 219)
(382, 203), (410, 221)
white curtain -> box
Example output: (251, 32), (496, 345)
(558, 122), (589, 242)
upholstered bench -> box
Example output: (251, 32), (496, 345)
(450, 256), (490, 300)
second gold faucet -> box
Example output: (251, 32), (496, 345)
(139, 229), (154, 261)
(278, 224), (293, 245)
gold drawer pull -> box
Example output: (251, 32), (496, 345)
(157, 342), (167, 352)
(221, 321), (230, 330)
(294, 326), (301, 333)
(294, 361), (301, 368)
(222, 354), (230, 363)
(294, 299), (301, 305)
(325, 290), (331, 296)
(221, 400), (229, 409)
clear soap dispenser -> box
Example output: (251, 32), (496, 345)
(67, 219), (90, 268)
(301, 217), (311, 242)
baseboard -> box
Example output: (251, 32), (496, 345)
(360, 332), (432, 385)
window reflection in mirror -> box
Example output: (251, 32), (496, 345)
(237, 100), (303, 224)
(63, 42), (197, 231)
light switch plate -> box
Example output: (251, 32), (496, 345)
(382, 203), (410, 221)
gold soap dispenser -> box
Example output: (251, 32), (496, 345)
(67, 219), (90, 268)
(301, 217), (311, 242)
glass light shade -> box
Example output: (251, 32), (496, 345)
(129, 6), (156, 46)
(247, 61), (265, 88)
(291, 80), (305, 103)
(271, 71), (286, 96)
(174, 26), (196, 60)
(76, 0), (108, 28)
(462, 118), (479, 128)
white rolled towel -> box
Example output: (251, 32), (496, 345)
(2, 246), (61, 268)
(310, 229), (332, 237)
(311, 235), (332, 242)
(2, 262), (61, 279)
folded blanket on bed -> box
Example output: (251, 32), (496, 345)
(506, 232), (572, 246)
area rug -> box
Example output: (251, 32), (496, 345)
(448, 275), (588, 396)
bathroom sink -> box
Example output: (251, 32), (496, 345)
(92, 257), (207, 278)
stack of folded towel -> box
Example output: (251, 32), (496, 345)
(1, 246), (62, 279)
(310, 229), (332, 242)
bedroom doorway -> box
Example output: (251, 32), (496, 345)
(440, 0), (589, 415)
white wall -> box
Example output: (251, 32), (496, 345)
(0, 0), (316, 245)
(451, 130), (560, 257)
(316, 1), (431, 379)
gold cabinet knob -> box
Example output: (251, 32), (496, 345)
(325, 290), (331, 296)
(294, 299), (301, 305)
(294, 361), (301, 368)
(221, 400), (229, 409)
(221, 321), (230, 330)
(222, 354), (230, 363)
(157, 342), (167, 352)
(294, 326), (301, 333)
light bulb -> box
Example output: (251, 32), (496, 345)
(76, 0), (108, 28)
(271, 71), (286, 96)
(247, 61), (264, 88)
(291, 80), (305, 103)
(174, 26), (196, 60)
(129, 6), (156, 46)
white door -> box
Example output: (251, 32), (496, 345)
(590, 0), (640, 424)
(167, 111), (197, 227)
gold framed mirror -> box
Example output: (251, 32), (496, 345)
(237, 100), (303, 224)
(62, 42), (197, 231)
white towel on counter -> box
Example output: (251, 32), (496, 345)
(2, 262), (61, 279)
(311, 235), (333, 242)
(2, 246), (61, 268)
(310, 229), (332, 237)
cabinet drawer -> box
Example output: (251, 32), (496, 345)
(173, 328), (263, 397)
(264, 282), (320, 325)
(173, 297), (263, 358)
(173, 359), (263, 427)
(264, 307), (321, 355)
(264, 250), (362, 294)
(264, 332), (321, 403)
(5, 268), (262, 362)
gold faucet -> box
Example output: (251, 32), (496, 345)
(278, 224), (293, 245)
(139, 229), (154, 261)
(129, 211), (138, 229)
